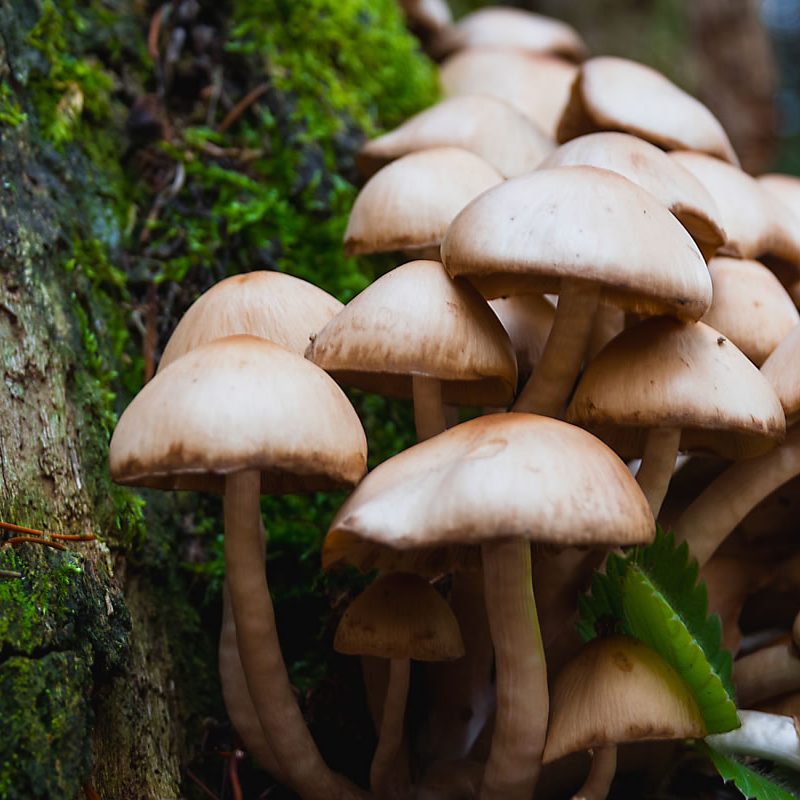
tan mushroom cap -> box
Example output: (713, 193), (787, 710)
(702, 258), (799, 366)
(357, 95), (553, 180)
(543, 636), (706, 763)
(540, 132), (726, 254)
(557, 57), (739, 165)
(762, 325), (800, 425)
(672, 152), (800, 273)
(109, 335), (367, 495)
(344, 147), (502, 257)
(759, 173), (800, 221)
(566, 318), (786, 460)
(334, 572), (465, 661)
(439, 49), (577, 138)
(158, 271), (342, 370)
(400, 0), (451, 34)
(306, 260), (516, 406)
(327, 413), (654, 553)
(429, 7), (587, 61)
(441, 165), (712, 320)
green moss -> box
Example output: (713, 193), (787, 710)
(0, 81), (27, 126)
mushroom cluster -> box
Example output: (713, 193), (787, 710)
(109, 4), (800, 799)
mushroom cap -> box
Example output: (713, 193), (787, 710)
(702, 258), (799, 366)
(758, 173), (800, 221)
(109, 335), (368, 494)
(334, 572), (465, 661)
(439, 49), (577, 138)
(540, 132), (725, 253)
(557, 56), (738, 165)
(429, 7), (587, 61)
(543, 635), (706, 763)
(357, 95), (553, 180)
(441, 165), (712, 320)
(671, 152), (800, 273)
(761, 325), (800, 425)
(400, 0), (452, 33)
(306, 260), (517, 407)
(327, 413), (654, 553)
(344, 147), (502, 257)
(158, 271), (343, 370)
(566, 318), (786, 459)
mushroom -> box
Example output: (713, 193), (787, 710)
(735, 635), (800, 708)
(706, 711), (800, 770)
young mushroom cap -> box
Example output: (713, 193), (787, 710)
(759, 173), (800, 219)
(761, 325), (800, 426)
(344, 147), (502, 257)
(357, 95), (553, 179)
(306, 260), (517, 407)
(557, 56), (739, 165)
(540, 132), (726, 256)
(543, 635), (707, 763)
(439, 49), (577, 138)
(702, 258), (799, 366)
(429, 7), (587, 61)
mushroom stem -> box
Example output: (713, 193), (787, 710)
(735, 639), (800, 707)
(370, 658), (411, 797)
(574, 746), (617, 800)
(706, 710), (800, 770)
(512, 282), (600, 418)
(673, 425), (800, 566)
(635, 427), (681, 519)
(224, 469), (365, 800)
(480, 539), (547, 800)
(413, 376), (447, 441)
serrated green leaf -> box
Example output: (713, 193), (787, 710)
(699, 743), (800, 799)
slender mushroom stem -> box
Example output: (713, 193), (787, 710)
(370, 658), (411, 797)
(224, 469), (366, 800)
(635, 427), (681, 519)
(412, 376), (447, 441)
(513, 282), (600, 418)
(480, 539), (547, 800)
(574, 746), (617, 800)
(674, 425), (800, 567)
(735, 639), (800, 707)
(706, 710), (800, 770)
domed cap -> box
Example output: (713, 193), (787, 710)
(306, 260), (517, 407)
(541, 132), (725, 255)
(557, 57), (738, 165)
(672, 152), (800, 271)
(158, 271), (342, 370)
(109, 335), (368, 494)
(400, 0), (451, 34)
(702, 258), (799, 366)
(543, 635), (706, 763)
(441, 165), (712, 320)
(327, 413), (654, 552)
(759, 173), (800, 220)
(334, 572), (465, 661)
(566, 318), (786, 459)
(429, 7), (587, 61)
(761, 325), (800, 425)
(357, 95), (553, 179)
(344, 147), (502, 257)
(440, 50), (577, 138)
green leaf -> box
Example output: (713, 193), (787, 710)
(699, 743), (800, 799)
(578, 527), (738, 733)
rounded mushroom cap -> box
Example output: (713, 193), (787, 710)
(109, 335), (368, 494)
(357, 95), (553, 180)
(566, 318), (786, 459)
(344, 147), (503, 257)
(158, 271), (343, 370)
(400, 0), (452, 33)
(758, 173), (800, 221)
(328, 413), (654, 552)
(702, 258), (799, 366)
(334, 572), (465, 661)
(557, 56), (738, 165)
(441, 166), (712, 320)
(540, 132), (725, 253)
(306, 260), (517, 407)
(543, 635), (706, 763)
(439, 49), (577, 138)
(429, 7), (587, 61)
(761, 325), (800, 425)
